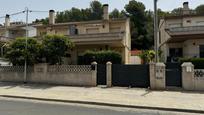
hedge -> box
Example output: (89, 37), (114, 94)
(179, 58), (204, 69)
(78, 50), (122, 65)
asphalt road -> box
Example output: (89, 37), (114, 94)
(0, 97), (200, 115)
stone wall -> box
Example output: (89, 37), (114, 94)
(0, 64), (97, 87)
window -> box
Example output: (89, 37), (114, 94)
(169, 48), (183, 62)
(199, 45), (204, 58)
(169, 48), (183, 57)
(186, 20), (191, 23)
(69, 25), (78, 35)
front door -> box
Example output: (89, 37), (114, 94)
(169, 48), (183, 62)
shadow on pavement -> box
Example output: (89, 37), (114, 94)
(0, 82), (55, 89)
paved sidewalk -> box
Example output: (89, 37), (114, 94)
(0, 83), (204, 113)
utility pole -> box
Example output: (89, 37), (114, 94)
(24, 7), (29, 83)
(154, 0), (159, 62)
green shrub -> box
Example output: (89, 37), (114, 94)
(79, 50), (122, 65)
(139, 50), (155, 64)
(5, 37), (41, 66)
(179, 58), (204, 69)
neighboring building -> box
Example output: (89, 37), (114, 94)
(0, 14), (36, 41)
(34, 5), (131, 64)
(159, 2), (204, 62)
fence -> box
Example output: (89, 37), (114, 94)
(193, 69), (204, 90)
(0, 62), (204, 91)
(0, 64), (97, 87)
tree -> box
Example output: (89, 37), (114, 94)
(33, 18), (49, 25)
(90, 1), (103, 20)
(171, 7), (183, 16)
(5, 38), (41, 65)
(125, 0), (153, 50)
(55, 1), (103, 23)
(110, 9), (120, 19)
(42, 35), (74, 65)
(109, 9), (127, 19)
(196, 4), (204, 15)
(158, 9), (171, 19)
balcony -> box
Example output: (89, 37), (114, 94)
(166, 26), (204, 36)
(165, 26), (204, 43)
(67, 32), (125, 45)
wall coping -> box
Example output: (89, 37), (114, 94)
(181, 62), (194, 67)
(156, 62), (165, 67)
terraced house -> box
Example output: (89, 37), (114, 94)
(0, 4), (131, 64)
(160, 2), (204, 62)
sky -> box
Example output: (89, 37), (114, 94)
(0, 0), (203, 24)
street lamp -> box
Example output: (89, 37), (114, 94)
(154, 0), (159, 62)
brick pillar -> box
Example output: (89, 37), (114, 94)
(181, 62), (194, 90)
(106, 62), (112, 87)
(91, 62), (97, 86)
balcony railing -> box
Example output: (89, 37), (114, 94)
(67, 32), (125, 44)
(166, 26), (204, 36)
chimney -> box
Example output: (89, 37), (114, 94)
(183, 2), (190, 15)
(5, 14), (10, 27)
(103, 4), (109, 20)
(49, 10), (55, 25)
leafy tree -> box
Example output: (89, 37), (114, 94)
(171, 7), (183, 15)
(90, 1), (103, 20)
(5, 38), (41, 65)
(109, 9), (127, 19)
(196, 4), (204, 15)
(158, 9), (171, 19)
(33, 18), (49, 25)
(42, 35), (74, 65)
(125, 0), (153, 50)
(110, 9), (120, 19)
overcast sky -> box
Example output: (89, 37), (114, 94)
(0, 0), (203, 24)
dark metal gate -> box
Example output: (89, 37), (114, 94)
(166, 63), (182, 87)
(97, 64), (106, 85)
(112, 64), (150, 88)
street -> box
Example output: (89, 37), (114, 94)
(0, 97), (200, 115)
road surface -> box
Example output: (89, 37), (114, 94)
(0, 97), (200, 115)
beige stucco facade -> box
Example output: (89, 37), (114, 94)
(0, 5), (131, 64)
(159, 3), (204, 62)
(34, 18), (131, 64)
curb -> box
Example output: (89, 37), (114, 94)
(1, 95), (204, 114)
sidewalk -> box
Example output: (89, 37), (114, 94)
(0, 83), (204, 113)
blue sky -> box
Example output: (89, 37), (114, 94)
(0, 0), (203, 24)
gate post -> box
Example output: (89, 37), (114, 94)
(181, 62), (194, 90)
(154, 63), (166, 90)
(106, 62), (112, 87)
(149, 63), (156, 89)
(91, 62), (97, 86)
